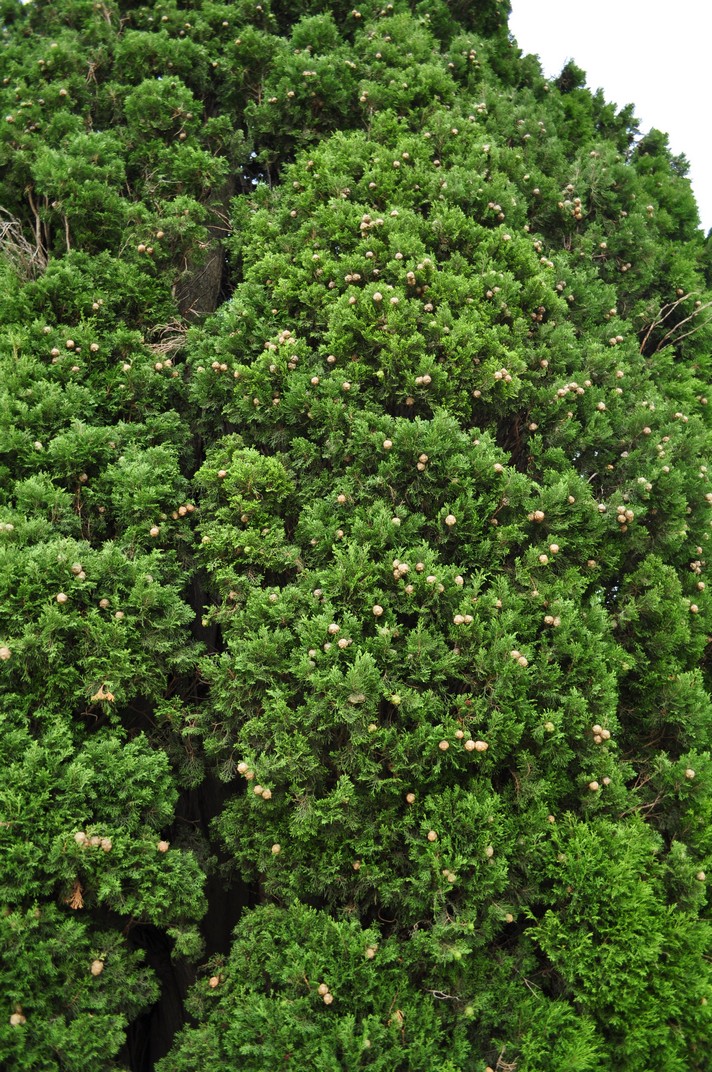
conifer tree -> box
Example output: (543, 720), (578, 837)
(0, 2), (711, 1070)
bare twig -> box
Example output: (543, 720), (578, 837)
(639, 291), (712, 356)
(0, 206), (48, 279)
(25, 186), (43, 254)
(148, 317), (190, 356)
(653, 302), (712, 353)
(638, 292), (691, 354)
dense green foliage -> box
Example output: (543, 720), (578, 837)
(1, 1), (711, 1070)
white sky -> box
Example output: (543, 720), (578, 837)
(509, 0), (712, 233)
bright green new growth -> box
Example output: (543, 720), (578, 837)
(0, 1), (711, 1070)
